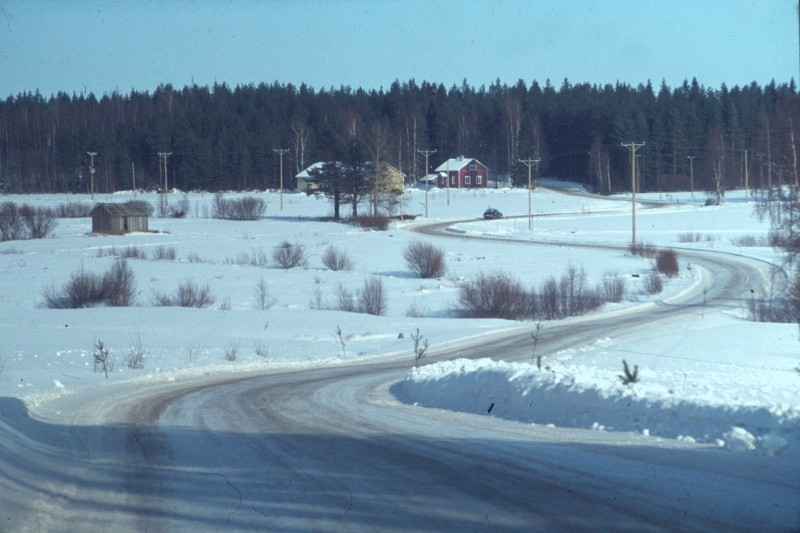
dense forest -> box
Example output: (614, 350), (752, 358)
(0, 77), (797, 196)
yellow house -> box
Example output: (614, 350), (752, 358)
(295, 162), (405, 194)
(373, 162), (405, 194)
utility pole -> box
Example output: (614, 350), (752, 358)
(446, 158), (450, 206)
(622, 142), (645, 244)
(687, 155), (695, 199)
(132, 162), (136, 198)
(87, 152), (97, 200)
(418, 149), (436, 217)
(744, 149), (749, 203)
(519, 157), (540, 230)
(273, 148), (289, 211)
(158, 152), (172, 204)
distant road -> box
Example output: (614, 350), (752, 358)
(1, 192), (797, 532)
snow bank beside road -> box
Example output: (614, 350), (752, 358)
(396, 315), (800, 455)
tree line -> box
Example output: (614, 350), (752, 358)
(0, 77), (797, 197)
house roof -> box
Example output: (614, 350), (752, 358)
(297, 161), (405, 180)
(435, 157), (488, 172)
(295, 162), (329, 179)
(91, 203), (150, 217)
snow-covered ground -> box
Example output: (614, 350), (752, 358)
(1, 184), (797, 456)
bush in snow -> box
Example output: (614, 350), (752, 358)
(20, 204), (58, 239)
(628, 241), (658, 259)
(356, 215), (389, 231)
(643, 274), (663, 295)
(213, 193), (266, 221)
(44, 259), (136, 309)
(335, 282), (357, 312)
(359, 276), (388, 316)
(176, 279), (215, 308)
(600, 272), (626, 303)
(104, 259), (136, 307)
(152, 245), (177, 261)
(272, 241), (308, 269)
(54, 200), (93, 218)
(0, 201), (57, 241)
(151, 279), (215, 308)
(655, 249), (679, 278)
(321, 246), (354, 271)
(126, 331), (146, 369)
(403, 240), (446, 279)
(455, 271), (530, 320)
(746, 266), (795, 323)
(253, 276), (276, 310)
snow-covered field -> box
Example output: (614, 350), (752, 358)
(1, 183), (797, 457)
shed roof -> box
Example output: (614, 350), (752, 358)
(91, 203), (150, 217)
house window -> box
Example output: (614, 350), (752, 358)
(477, 175), (482, 184)
(469, 164), (477, 170)
(465, 175), (471, 185)
(451, 175), (456, 185)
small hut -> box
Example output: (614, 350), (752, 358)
(91, 203), (149, 235)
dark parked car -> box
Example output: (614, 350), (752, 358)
(483, 208), (503, 220)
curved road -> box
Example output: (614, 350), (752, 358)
(1, 203), (798, 532)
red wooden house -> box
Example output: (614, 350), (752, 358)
(435, 157), (489, 188)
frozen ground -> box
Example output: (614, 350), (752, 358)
(0, 183), (797, 457)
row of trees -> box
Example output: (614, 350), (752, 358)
(0, 78), (797, 196)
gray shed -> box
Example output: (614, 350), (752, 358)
(91, 203), (149, 234)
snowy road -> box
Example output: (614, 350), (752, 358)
(2, 213), (799, 532)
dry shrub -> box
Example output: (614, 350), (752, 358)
(335, 283), (357, 312)
(731, 234), (768, 247)
(126, 331), (146, 369)
(272, 241), (307, 269)
(168, 194), (190, 218)
(0, 202), (57, 241)
(153, 245), (177, 261)
(44, 259), (135, 308)
(643, 274), (664, 295)
(321, 246), (354, 271)
(176, 279), (215, 308)
(224, 342), (239, 361)
(629, 241), (658, 259)
(20, 205), (57, 239)
(601, 272), (626, 303)
(747, 269), (795, 323)
(655, 249), (679, 278)
(213, 193), (266, 220)
(104, 259), (136, 307)
(253, 276), (276, 310)
(0, 202), (23, 241)
(359, 277), (387, 316)
(455, 271), (530, 320)
(403, 240), (446, 279)
(55, 201), (92, 218)
(678, 232), (702, 243)
(406, 301), (427, 318)
(120, 246), (147, 259)
(356, 215), (389, 231)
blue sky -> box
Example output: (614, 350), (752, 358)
(0, 0), (797, 98)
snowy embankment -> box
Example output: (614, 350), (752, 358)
(398, 188), (800, 455)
